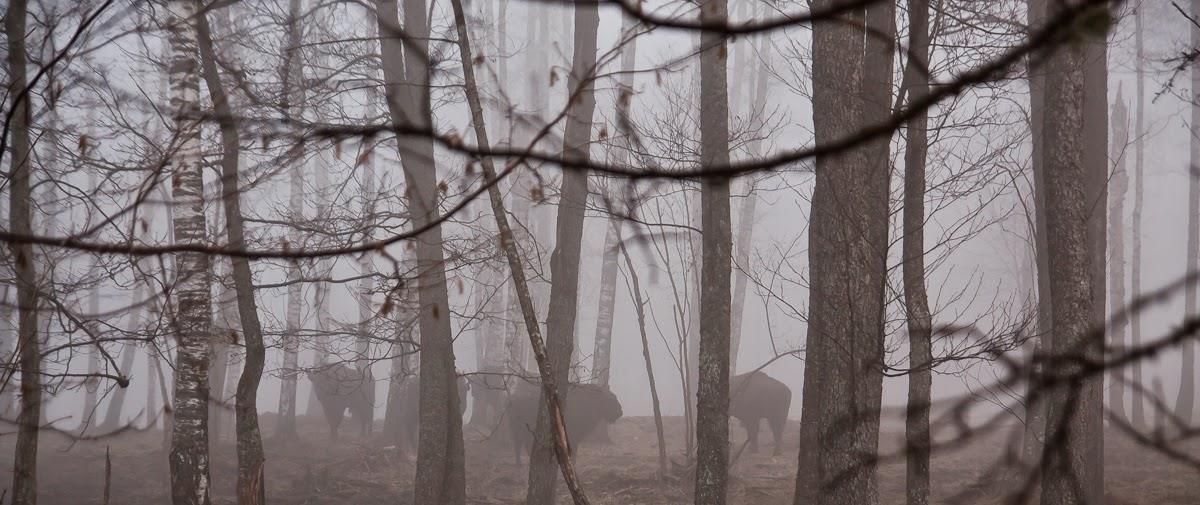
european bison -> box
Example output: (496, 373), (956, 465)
(506, 382), (623, 464)
(729, 371), (791, 455)
(394, 374), (470, 451)
(308, 363), (374, 439)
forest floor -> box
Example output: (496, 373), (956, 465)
(7, 413), (1196, 504)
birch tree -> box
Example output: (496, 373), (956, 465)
(165, 0), (214, 503)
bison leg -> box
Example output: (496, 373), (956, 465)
(326, 405), (346, 440)
(743, 417), (760, 454)
(768, 414), (785, 456)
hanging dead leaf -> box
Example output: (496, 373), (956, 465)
(381, 296), (395, 316)
(356, 147), (372, 167)
(78, 134), (90, 155)
(549, 69), (559, 87)
(446, 130), (462, 147)
(530, 185), (543, 202)
(438, 180), (449, 194)
(599, 126), (608, 140)
(333, 139), (342, 158)
(473, 53), (486, 66)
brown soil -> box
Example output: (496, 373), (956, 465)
(6, 414), (1195, 504)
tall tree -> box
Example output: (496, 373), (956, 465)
(276, 0), (304, 439)
(1178, 0), (1200, 424)
(1022, 0), (1052, 465)
(525, 0), (600, 502)
(695, 0), (733, 502)
(449, 3), (594, 500)
(1129, 0), (1148, 430)
(1108, 87), (1130, 424)
(197, 9), (267, 504)
(902, 0), (932, 503)
(795, 0), (893, 503)
(377, 0), (466, 502)
(591, 11), (639, 390)
(1039, 2), (1107, 502)
(6, 0), (42, 503)
(165, 0), (214, 503)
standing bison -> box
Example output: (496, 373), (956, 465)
(308, 363), (375, 439)
(506, 382), (623, 463)
(729, 371), (791, 455)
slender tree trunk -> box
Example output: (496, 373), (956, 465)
(1129, 0), (1148, 430)
(1038, 2), (1105, 502)
(6, 1), (41, 503)
(1022, 0), (1051, 466)
(795, 0), (892, 503)
(209, 259), (233, 448)
(276, 0), (304, 439)
(100, 345), (138, 431)
(165, 1), (213, 503)
(1108, 88), (1130, 425)
(902, 1), (932, 503)
(83, 178), (102, 431)
(526, 2), (600, 502)
(619, 242), (669, 479)
(197, 11), (267, 504)
(378, 1), (467, 502)
(449, 5), (594, 501)
(1178, 0), (1200, 425)
(591, 10), (639, 390)
(591, 217), (621, 387)
(695, 0), (733, 503)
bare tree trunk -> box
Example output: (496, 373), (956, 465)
(526, 1), (600, 502)
(1178, 0), (1200, 425)
(795, 0), (892, 503)
(165, 0), (213, 503)
(1129, 0), (1148, 430)
(730, 38), (769, 374)
(6, 1), (41, 503)
(197, 11), (267, 504)
(1039, 2), (1105, 502)
(100, 345), (138, 431)
(83, 173), (102, 431)
(276, 0), (304, 439)
(378, 1), (466, 502)
(209, 258), (234, 448)
(695, 0), (733, 502)
(1022, 0), (1050, 466)
(1108, 88), (1130, 425)
(591, 217), (621, 387)
(450, 5), (594, 502)
(902, 1), (932, 503)
(591, 11), (639, 390)
(619, 242), (669, 479)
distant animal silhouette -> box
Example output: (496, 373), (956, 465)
(729, 371), (791, 455)
(307, 363), (374, 439)
(506, 382), (623, 464)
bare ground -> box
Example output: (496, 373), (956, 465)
(5, 414), (1195, 504)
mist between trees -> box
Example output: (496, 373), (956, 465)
(3, 0), (1200, 504)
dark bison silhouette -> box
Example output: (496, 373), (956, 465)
(394, 374), (470, 451)
(506, 382), (623, 464)
(307, 363), (374, 439)
(729, 371), (792, 455)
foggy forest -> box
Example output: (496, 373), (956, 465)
(2, 0), (1199, 503)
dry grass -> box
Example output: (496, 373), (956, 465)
(6, 414), (1196, 504)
